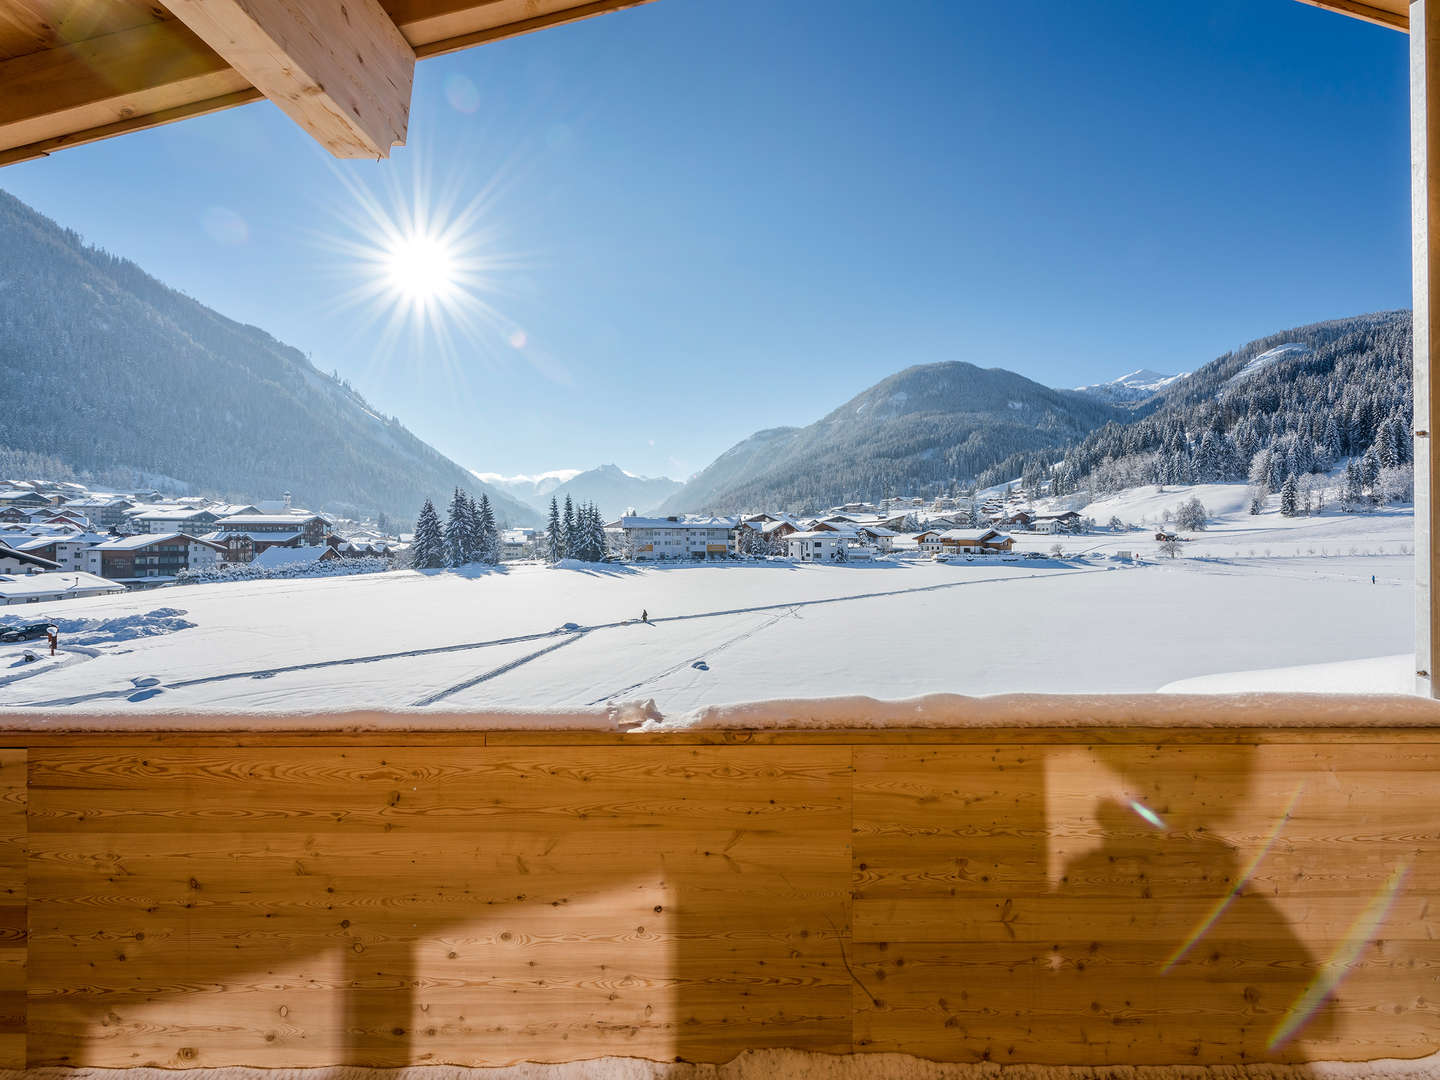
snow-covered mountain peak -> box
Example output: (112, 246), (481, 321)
(1072, 368), (1189, 404)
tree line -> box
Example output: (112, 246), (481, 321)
(544, 494), (608, 563)
(408, 490), (612, 568)
(410, 488), (501, 569)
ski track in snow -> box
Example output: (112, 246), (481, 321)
(412, 633), (586, 707)
(585, 606), (804, 706)
(10, 566), (1104, 709)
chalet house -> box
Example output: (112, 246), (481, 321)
(785, 531), (853, 562)
(992, 509), (1034, 528)
(0, 571), (126, 606)
(855, 525), (897, 553)
(210, 511), (333, 554)
(917, 528), (1014, 556)
(12, 535), (105, 575)
(131, 507), (220, 534)
(1032, 511), (1082, 535)
(87, 533), (224, 582)
(612, 515), (737, 560)
(500, 529), (539, 561)
(62, 498), (133, 529)
(0, 508), (30, 524)
(0, 543), (60, 575)
(0, 490), (48, 510)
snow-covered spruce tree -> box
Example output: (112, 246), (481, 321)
(463, 493), (483, 562)
(1343, 460), (1366, 510)
(446, 487), (473, 567)
(561, 495), (576, 560)
(581, 503), (603, 561)
(412, 499), (447, 569)
(1247, 487), (1264, 515)
(475, 493), (498, 563)
(545, 496), (562, 564)
(1279, 474), (1300, 517)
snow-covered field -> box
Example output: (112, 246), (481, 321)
(0, 486), (1416, 717)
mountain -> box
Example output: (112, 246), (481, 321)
(546, 465), (682, 520)
(997, 311), (1413, 498)
(0, 189), (536, 525)
(472, 470), (581, 506)
(1073, 368), (1189, 405)
(479, 464), (682, 521)
(656, 362), (1130, 515)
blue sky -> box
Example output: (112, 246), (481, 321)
(1, 0), (1411, 480)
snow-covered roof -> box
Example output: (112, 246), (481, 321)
(0, 543), (59, 569)
(217, 513), (329, 527)
(131, 507), (216, 521)
(856, 526), (897, 537)
(92, 532), (211, 551)
(205, 529), (303, 543)
(786, 530), (848, 541)
(0, 571), (124, 599)
(618, 515), (737, 529)
(932, 528), (1005, 542)
(249, 545), (335, 569)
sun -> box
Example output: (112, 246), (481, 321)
(313, 152), (553, 383)
(384, 231), (456, 301)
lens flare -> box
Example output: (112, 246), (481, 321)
(1129, 800), (1165, 829)
(1161, 785), (1303, 973)
(1268, 861), (1411, 1050)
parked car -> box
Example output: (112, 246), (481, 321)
(0, 622), (56, 644)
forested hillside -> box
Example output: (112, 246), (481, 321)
(658, 362), (1127, 515)
(978, 311), (1413, 501)
(0, 190), (536, 524)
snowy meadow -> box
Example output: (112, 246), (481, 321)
(0, 484), (1416, 718)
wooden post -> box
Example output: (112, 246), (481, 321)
(1414, 0), (1440, 696)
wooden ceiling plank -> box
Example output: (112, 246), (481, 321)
(391, 0), (652, 57)
(161, 0), (416, 158)
(0, 18), (240, 147)
(1293, 0), (1409, 31)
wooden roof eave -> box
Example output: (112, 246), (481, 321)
(0, 0), (653, 168)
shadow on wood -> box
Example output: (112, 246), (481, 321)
(13, 737), (1435, 1068)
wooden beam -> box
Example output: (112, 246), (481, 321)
(1294, 0), (1409, 30)
(160, 0), (415, 158)
(1416, 0), (1439, 697)
(0, 1), (650, 166)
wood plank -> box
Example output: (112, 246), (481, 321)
(850, 940), (1437, 1064)
(0, 0), (651, 165)
(162, 0), (414, 158)
(26, 746), (851, 1067)
(851, 742), (1440, 1063)
(0, 751), (21, 1069)
(1296, 0), (1408, 31)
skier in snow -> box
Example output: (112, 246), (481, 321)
(641, 609), (649, 624)
(1372, 575), (1376, 585)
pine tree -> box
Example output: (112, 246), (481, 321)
(445, 488), (473, 567)
(463, 493), (483, 562)
(1279, 473), (1299, 517)
(562, 495), (576, 559)
(412, 499), (446, 569)
(476, 493), (498, 563)
(545, 496), (562, 564)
